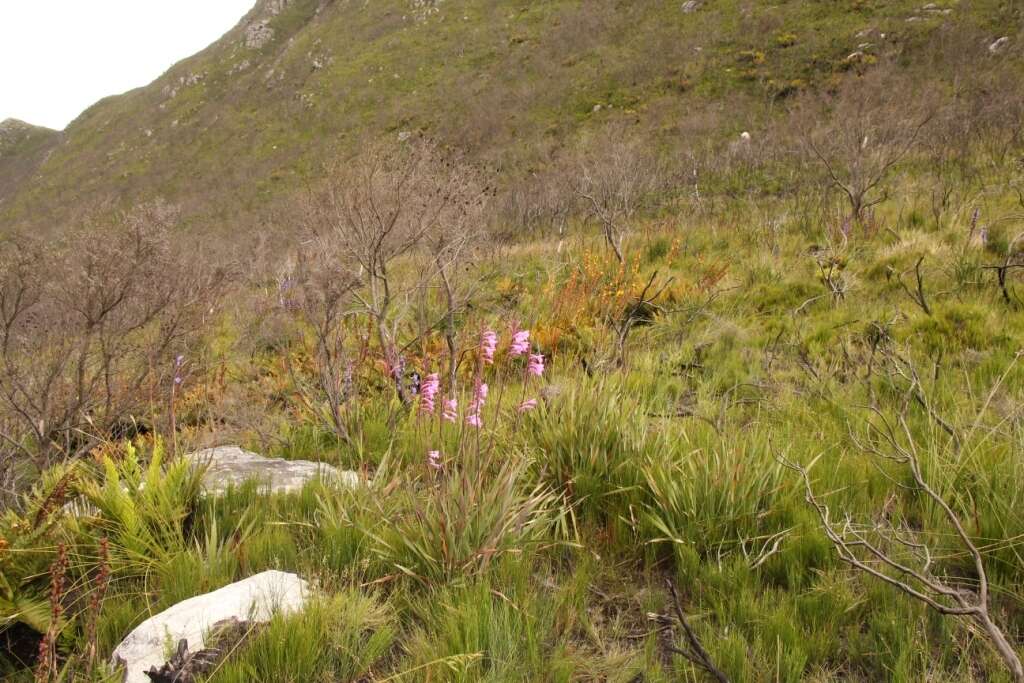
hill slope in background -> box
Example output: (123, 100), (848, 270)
(0, 119), (61, 208)
(0, 0), (1021, 232)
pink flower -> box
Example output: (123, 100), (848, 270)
(467, 381), (488, 428)
(509, 329), (531, 357)
(518, 399), (538, 413)
(527, 353), (545, 377)
(419, 373), (440, 415)
(480, 330), (498, 365)
(442, 397), (458, 423)
(427, 450), (442, 470)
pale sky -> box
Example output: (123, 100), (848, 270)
(0, 1), (255, 130)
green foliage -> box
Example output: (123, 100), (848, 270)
(523, 382), (652, 535)
(74, 442), (205, 581)
(401, 565), (611, 682)
(0, 464), (80, 635)
(372, 455), (561, 584)
(202, 591), (395, 683)
(642, 426), (789, 560)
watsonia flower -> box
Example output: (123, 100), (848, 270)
(442, 397), (458, 423)
(427, 450), (442, 470)
(480, 330), (498, 365)
(518, 399), (538, 413)
(419, 373), (440, 414)
(509, 329), (531, 357)
(527, 353), (545, 377)
(466, 381), (488, 428)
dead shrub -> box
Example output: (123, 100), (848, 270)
(0, 203), (226, 496)
(294, 138), (491, 405)
(796, 69), (936, 228)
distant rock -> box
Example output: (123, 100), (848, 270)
(263, 0), (292, 15)
(681, 1), (702, 12)
(185, 445), (361, 495)
(245, 21), (275, 49)
(111, 571), (308, 683)
(989, 36), (1010, 54)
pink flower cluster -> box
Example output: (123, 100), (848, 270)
(480, 330), (498, 365)
(427, 450), (442, 470)
(518, 399), (538, 413)
(466, 381), (488, 428)
(417, 324), (546, 433)
(442, 397), (458, 423)
(509, 329), (531, 357)
(419, 373), (440, 414)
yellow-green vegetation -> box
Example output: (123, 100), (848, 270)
(3, 162), (1024, 679)
(2, 1), (1024, 681)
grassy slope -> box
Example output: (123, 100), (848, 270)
(5, 168), (1024, 680)
(0, 120), (61, 208)
(3, 2), (1024, 682)
(1, 0), (1019, 232)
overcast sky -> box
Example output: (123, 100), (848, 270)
(0, 1), (255, 130)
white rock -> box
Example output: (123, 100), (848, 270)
(244, 20), (275, 49)
(740, 131), (752, 141)
(989, 36), (1010, 54)
(111, 571), (308, 683)
(185, 445), (360, 495)
(681, 1), (702, 12)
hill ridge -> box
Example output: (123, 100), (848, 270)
(0, 0), (1020, 232)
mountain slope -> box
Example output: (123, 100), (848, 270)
(0, 119), (61, 208)
(0, 0), (1021, 233)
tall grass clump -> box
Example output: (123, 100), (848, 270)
(203, 591), (395, 683)
(523, 380), (654, 541)
(372, 449), (561, 585)
(642, 424), (790, 565)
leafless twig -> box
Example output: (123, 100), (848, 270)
(663, 580), (731, 683)
(781, 420), (1023, 682)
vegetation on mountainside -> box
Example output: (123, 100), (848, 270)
(0, 120), (61, 206)
(0, 0), (1021, 232)
(2, 113), (1024, 679)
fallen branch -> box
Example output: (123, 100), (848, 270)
(663, 580), (731, 683)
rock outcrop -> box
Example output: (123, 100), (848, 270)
(185, 445), (361, 495)
(111, 570), (308, 683)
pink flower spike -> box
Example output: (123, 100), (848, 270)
(466, 381), (488, 428)
(427, 450), (442, 470)
(518, 399), (538, 413)
(419, 373), (440, 415)
(527, 353), (545, 377)
(442, 397), (458, 423)
(509, 329), (531, 357)
(480, 330), (498, 365)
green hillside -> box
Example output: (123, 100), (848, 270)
(1, 0), (1021, 232)
(0, 119), (61, 208)
(4, 3), (1024, 682)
